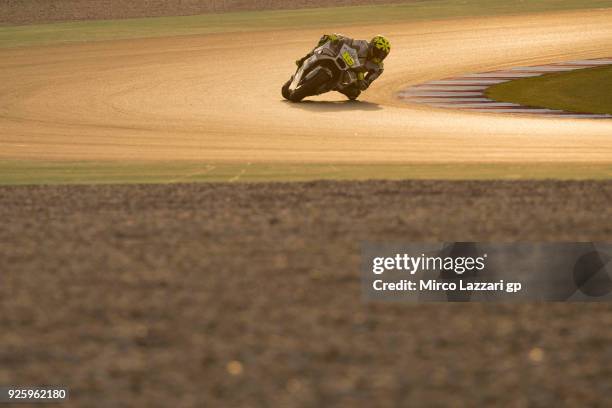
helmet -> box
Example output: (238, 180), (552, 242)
(369, 35), (391, 61)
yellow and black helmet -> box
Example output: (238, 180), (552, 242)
(369, 35), (391, 60)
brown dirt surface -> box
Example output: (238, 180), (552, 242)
(2, 180), (612, 407)
(0, 0), (412, 25)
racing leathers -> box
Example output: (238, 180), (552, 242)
(296, 33), (385, 100)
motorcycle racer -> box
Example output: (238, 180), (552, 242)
(295, 33), (390, 100)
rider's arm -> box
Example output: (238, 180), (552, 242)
(360, 61), (384, 90)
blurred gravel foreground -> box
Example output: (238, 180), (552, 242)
(1, 180), (612, 406)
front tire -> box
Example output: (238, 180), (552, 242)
(281, 80), (291, 100)
(288, 69), (332, 102)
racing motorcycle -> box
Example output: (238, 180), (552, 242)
(282, 41), (361, 102)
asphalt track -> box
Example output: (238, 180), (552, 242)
(2, 9), (612, 166)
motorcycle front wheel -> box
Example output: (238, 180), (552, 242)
(288, 69), (332, 102)
(281, 80), (291, 100)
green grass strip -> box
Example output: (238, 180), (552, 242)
(486, 65), (612, 115)
(1, 161), (612, 185)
